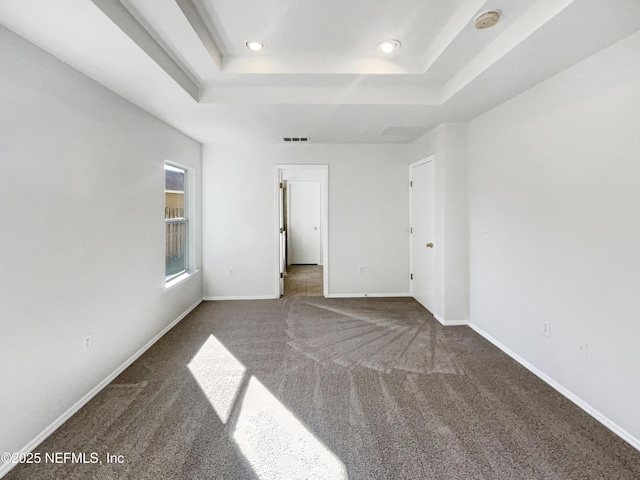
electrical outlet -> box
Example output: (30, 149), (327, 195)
(481, 229), (489, 239)
(228, 268), (234, 277)
(359, 266), (364, 274)
(82, 335), (92, 352)
(578, 341), (588, 359)
(542, 321), (551, 337)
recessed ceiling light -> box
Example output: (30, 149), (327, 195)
(377, 39), (401, 54)
(246, 41), (264, 52)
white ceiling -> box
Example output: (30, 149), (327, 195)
(1, 0), (640, 144)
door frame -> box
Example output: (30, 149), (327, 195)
(275, 165), (329, 297)
(409, 155), (435, 303)
(277, 170), (286, 295)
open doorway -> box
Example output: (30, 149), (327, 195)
(284, 265), (323, 296)
(276, 165), (329, 297)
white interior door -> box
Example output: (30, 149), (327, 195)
(410, 158), (435, 311)
(278, 177), (286, 296)
(289, 182), (321, 264)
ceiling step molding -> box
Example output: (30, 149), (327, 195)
(91, 0), (200, 100)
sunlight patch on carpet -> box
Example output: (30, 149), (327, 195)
(232, 376), (348, 480)
(187, 335), (246, 424)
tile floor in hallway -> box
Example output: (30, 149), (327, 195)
(284, 265), (323, 296)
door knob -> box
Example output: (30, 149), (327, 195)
(426, 243), (434, 248)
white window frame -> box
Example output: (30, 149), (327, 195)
(165, 162), (189, 283)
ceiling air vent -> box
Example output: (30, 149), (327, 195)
(283, 137), (309, 142)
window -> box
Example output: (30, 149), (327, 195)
(165, 163), (188, 281)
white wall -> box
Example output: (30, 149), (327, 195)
(407, 124), (470, 323)
(203, 144), (409, 298)
(0, 27), (203, 468)
(467, 30), (640, 446)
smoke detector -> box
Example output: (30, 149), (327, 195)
(475, 11), (500, 29)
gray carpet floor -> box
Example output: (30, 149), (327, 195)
(6, 297), (640, 479)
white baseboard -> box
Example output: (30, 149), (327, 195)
(469, 323), (640, 453)
(204, 295), (278, 301)
(0, 298), (204, 479)
(433, 314), (469, 326)
(206, 294), (411, 300)
(324, 293), (412, 298)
